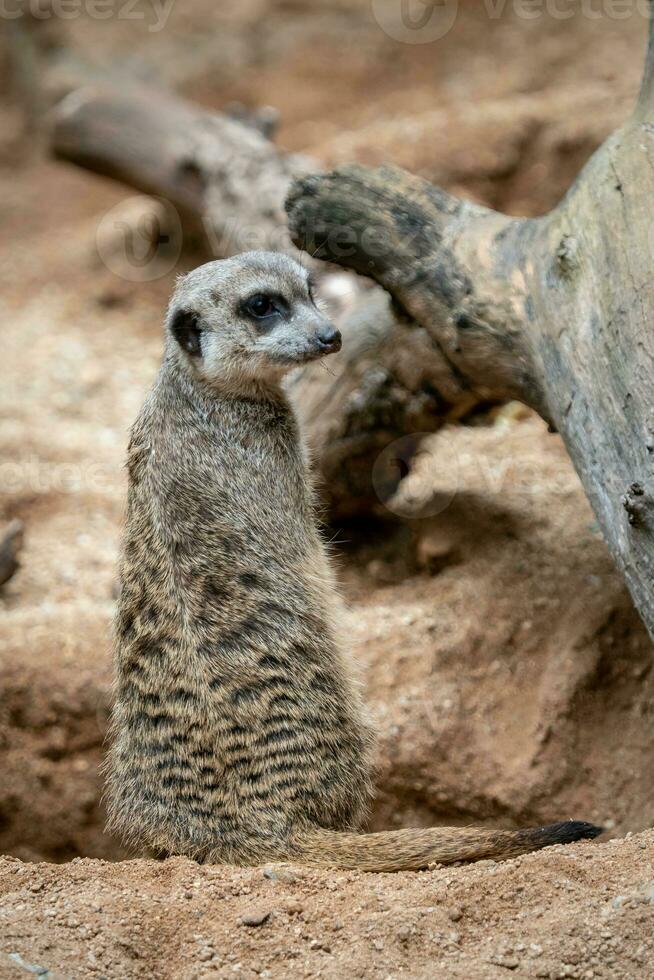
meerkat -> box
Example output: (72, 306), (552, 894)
(107, 251), (602, 872)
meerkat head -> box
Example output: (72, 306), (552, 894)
(165, 251), (341, 391)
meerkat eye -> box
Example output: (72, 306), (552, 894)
(242, 293), (287, 321)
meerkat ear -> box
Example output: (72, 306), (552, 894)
(170, 309), (203, 357)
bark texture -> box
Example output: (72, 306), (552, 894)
(286, 19), (654, 637)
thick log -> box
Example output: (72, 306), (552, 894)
(286, 21), (654, 637)
(52, 85), (305, 247)
(50, 85), (469, 515)
(287, 167), (538, 408)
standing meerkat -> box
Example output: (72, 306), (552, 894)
(107, 251), (602, 871)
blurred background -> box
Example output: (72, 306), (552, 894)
(0, 1), (652, 865)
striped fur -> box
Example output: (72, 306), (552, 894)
(107, 253), (602, 870)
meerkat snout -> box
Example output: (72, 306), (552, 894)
(165, 251), (340, 392)
(314, 324), (342, 353)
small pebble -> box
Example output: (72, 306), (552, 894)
(490, 954), (519, 970)
(263, 867), (297, 883)
(240, 910), (271, 928)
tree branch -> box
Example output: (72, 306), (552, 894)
(286, 166), (539, 410)
(51, 85), (308, 249)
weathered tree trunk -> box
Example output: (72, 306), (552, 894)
(286, 19), (654, 638)
(50, 86), (473, 514)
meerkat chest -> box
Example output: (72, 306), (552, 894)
(138, 394), (322, 578)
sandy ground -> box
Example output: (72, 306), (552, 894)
(0, 831), (653, 979)
(1, 1), (653, 976)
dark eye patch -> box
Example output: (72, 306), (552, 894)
(241, 292), (289, 323)
(170, 309), (203, 356)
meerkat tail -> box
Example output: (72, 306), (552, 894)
(291, 821), (603, 872)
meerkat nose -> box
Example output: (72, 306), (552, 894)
(316, 327), (342, 353)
